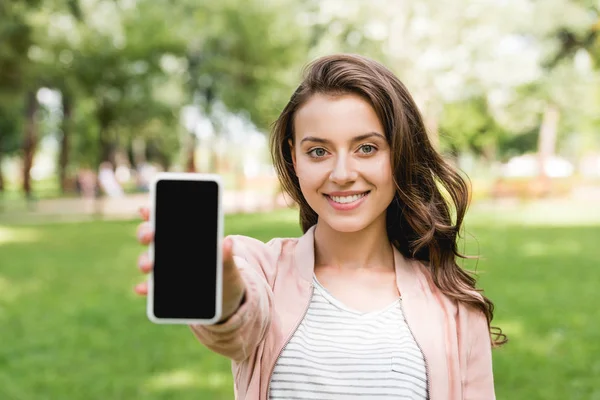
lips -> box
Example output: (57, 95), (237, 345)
(324, 191), (370, 211)
(328, 192), (369, 204)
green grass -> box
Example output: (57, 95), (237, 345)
(461, 213), (600, 399)
(0, 206), (599, 399)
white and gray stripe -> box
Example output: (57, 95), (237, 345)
(268, 275), (428, 399)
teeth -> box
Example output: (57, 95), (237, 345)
(330, 193), (367, 204)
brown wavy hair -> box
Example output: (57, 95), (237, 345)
(269, 53), (506, 347)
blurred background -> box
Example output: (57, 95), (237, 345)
(1, 0), (599, 399)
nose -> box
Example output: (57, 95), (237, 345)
(329, 154), (358, 184)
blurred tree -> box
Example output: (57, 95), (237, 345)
(0, 2), (29, 192)
(543, 0), (600, 68)
(199, 0), (310, 131)
(0, 0), (39, 91)
(170, 0), (310, 172)
(0, 96), (23, 192)
(0, 0), (42, 198)
(372, 0), (600, 168)
(1, 0), (87, 196)
(439, 97), (507, 161)
(69, 0), (183, 168)
(373, 0), (525, 150)
(296, 0), (389, 69)
(7, 0), (596, 198)
(490, 0), (600, 180)
(44, 2), (84, 192)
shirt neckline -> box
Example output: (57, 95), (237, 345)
(312, 274), (401, 317)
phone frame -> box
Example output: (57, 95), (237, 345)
(146, 172), (223, 325)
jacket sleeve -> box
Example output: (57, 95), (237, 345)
(463, 309), (496, 400)
(189, 235), (277, 363)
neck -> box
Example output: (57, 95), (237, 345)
(313, 214), (394, 271)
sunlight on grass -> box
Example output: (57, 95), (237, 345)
(0, 275), (40, 305)
(498, 323), (567, 358)
(524, 329), (566, 357)
(494, 319), (524, 339)
(0, 226), (41, 246)
(520, 239), (582, 257)
(144, 369), (230, 392)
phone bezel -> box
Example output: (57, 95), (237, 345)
(146, 172), (223, 325)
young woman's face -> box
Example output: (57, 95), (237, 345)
(291, 93), (396, 233)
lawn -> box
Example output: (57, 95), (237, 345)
(0, 205), (599, 399)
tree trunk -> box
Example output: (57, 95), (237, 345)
(131, 137), (146, 167)
(0, 152), (4, 213)
(59, 92), (72, 193)
(156, 152), (170, 172)
(0, 151), (4, 192)
(98, 126), (116, 167)
(534, 103), (560, 198)
(481, 142), (496, 164)
(126, 139), (135, 167)
(22, 90), (38, 199)
(185, 133), (197, 172)
(96, 99), (117, 167)
(537, 103), (560, 179)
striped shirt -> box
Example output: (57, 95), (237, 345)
(268, 275), (428, 399)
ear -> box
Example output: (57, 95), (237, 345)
(288, 138), (297, 171)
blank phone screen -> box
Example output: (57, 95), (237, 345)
(153, 179), (219, 320)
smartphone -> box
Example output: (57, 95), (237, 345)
(147, 172), (223, 325)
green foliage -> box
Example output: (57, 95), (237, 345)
(0, 95), (24, 156)
(439, 97), (507, 158)
(0, 1), (36, 91)
(1, 0), (600, 172)
(538, 1), (600, 69)
(175, 0), (310, 130)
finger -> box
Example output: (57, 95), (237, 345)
(139, 207), (150, 221)
(136, 222), (154, 245)
(222, 237), (238, 277)
(134, 281), (148, 296)
(137, 252), (153, 274)
(222, 236), (236, 271)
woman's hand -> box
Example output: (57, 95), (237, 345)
(134, 207), (246, 323)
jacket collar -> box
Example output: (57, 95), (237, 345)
(294, 225), (316, 282)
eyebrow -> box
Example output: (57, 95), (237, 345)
(299, 132), (386, 145)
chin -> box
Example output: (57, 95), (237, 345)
(318, 215), (372, 234)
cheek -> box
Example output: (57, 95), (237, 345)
(295, 158), (330, 184)
(365, 156), (394, 185)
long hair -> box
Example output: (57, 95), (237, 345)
(270, 53), (506, 347)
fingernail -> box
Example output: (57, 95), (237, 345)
(137, 229), (146, 242)
(138, 254), (147, 270)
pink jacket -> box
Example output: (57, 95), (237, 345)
(191, 226), (495, 399)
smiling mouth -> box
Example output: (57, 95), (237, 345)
(325, 191), (370, 204)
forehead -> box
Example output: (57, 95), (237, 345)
(293, 93), (384, 142)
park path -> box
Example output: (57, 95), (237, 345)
(0, 190), (295, 224)
(1, 184), (599, 225)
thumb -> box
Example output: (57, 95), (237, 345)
(222, 236), (237, 272)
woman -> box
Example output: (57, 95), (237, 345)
(135, 54), (506, 399)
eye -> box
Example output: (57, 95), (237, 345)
(359, 144), (376, 155)
(308, 148), (328, 158)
